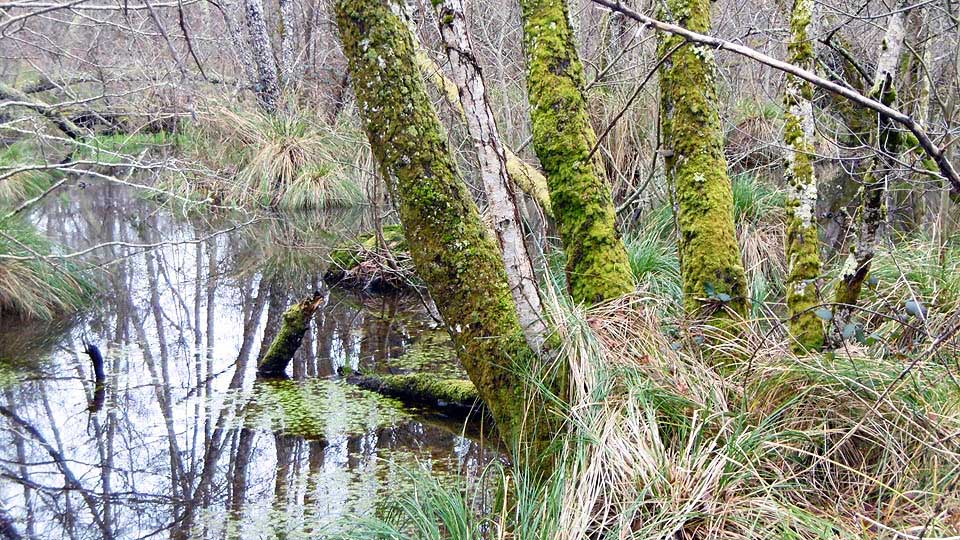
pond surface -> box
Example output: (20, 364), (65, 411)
(0, 181), (495, 539)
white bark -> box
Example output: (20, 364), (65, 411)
(433, 0), (548, 351)
(278, 0), (299, 87)
(242, 0), (281, 113)
(223, 1), (258, 91)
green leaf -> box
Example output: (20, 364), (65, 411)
(716, 292), (732, 303)
(704, 282), (717, 298)
(814, 308), (833, 321)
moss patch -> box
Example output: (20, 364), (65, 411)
(249, 378), (410, 439)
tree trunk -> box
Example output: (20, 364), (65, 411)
(242, 0), (281, 113)
(222, 1), (258, 91)
(657, 0), (748, 318)
(519, 0), (634, 305)
(433, 0), (548, 352)
(830, 0), (908, 346)
(348, 372), (479, 415)
(256, 292), (323, 377)
(415, 51), (554, 218)
(278, 0), (299, 87)
(0, 83), (84, 140)
(783, 0), (824, 351)
(333, 0), (557, 461)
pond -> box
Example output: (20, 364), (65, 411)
(0, 181), (496, 539)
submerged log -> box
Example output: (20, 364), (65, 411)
(256, 292), (324, 377)
(347, 372), (481, 415)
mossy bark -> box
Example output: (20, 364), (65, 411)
(415, 51), (554, 218)
(783, 0), (824, 351)
(657, 0), (748, 318)
(519, 0), (634, 305)
(257, 292), (323, 377)
(334, 0), (558, 459)
(348, 372), (480, 414)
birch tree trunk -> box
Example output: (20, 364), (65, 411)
(432, 0), (548, 352)
(783, 0), (824, 351)
(519, 0), (634, 305)
(333, 0), (557, 462)
(242, 0), (281, 113)
(658, 0), (748, 318)
(830, 0), (908, 345)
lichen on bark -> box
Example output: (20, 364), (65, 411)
(519, 0), (634, 305)
(783, 0), (824, 351)
(657, 0), (748, 318)
(333, 0), (558, 458)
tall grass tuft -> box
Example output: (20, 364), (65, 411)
(342, 289), (959, 539)
(183, 106), (371, 209)
(0, 217), (90, 319)
(0, 141), (54, 203)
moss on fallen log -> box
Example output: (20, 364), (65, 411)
(257, 292), (324, 377)
(347, 372), (480, 415)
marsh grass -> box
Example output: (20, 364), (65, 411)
(0, 217), (90, 319)
(343, 288), (959, 539)
(182, 106), (371, 209)
(71, 131), (185, 164)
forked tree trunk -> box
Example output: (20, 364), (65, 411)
(657, 0), (748, 318)
(783, 0), (824, 351)
(519, 0), (634, 305)
(242, 0), (281, 113)
(830, 0), (908, 346)
(433, 0), (548, 352)
(333, 0), (557, 462)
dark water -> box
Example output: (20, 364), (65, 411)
(0, 182), (493, 539)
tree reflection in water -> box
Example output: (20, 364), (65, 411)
(0, 183), (496, 539)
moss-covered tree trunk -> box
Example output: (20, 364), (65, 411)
(658, 0), (748, 318)
(783, 0), (824, 350)
(415, 52), (554, 218)
(333, 0), (555, 460)
(519, 0), (634, 305)
(830, 2), (908, 346)
(257, 292), (323, 377)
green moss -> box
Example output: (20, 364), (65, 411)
(335, 0), (557, 456)
(257, 294), (321, 375)
(328, 225), (407, 271)
(782, 0), (824, 351)
(658, 0), (748, 319)
(519, 0), (634, 305)
(354, 373), (479, 408)
(388, 330), (466, 379)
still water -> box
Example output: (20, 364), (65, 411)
(0, 182), (494, 539)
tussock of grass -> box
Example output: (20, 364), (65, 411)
(0, 217), (89, 319)
(182, 106), (371, 209)
(345, 293), (959, 539)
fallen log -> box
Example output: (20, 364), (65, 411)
(0, 82), (84, 140)
(347, 372), (481, 415)
(256, 292), (324, 377)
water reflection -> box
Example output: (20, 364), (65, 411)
(0, 182), (493, 539)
